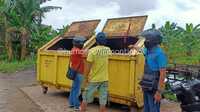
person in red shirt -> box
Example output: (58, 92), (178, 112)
(69, 36), (86, 111)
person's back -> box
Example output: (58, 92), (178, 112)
(87, 45), (111, 83)
(81, 32), (111, 112)
(70, 47), (84, 74)
(68, 36), (86, 111)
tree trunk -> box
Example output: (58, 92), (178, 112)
(0, 25), (5, 55)
(20, 30), (29, 60)
(5, 32), (13, 61)
(4, 18), (14, 61)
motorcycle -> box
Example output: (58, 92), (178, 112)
(172, 79), (200, 112)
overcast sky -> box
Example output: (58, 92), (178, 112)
(42, 0), (200, 31)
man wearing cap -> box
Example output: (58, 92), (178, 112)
(130, 29), (167, 112)
(69, 36), (86, 111)
(80, 32), (112, 112)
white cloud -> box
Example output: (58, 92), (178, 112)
(143, 0), (200, 29)
(42, 0), (200, 30)
(41, 0), (120, 29)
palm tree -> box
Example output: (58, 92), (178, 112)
(1, 0), (61, 60)
(0, 0), (16, 61)
(14, 0), (62, 60)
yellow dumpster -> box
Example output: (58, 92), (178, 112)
(37, 16), (147, 110)
(37, 19), (101, 91)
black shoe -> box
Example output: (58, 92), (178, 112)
(68, 105), (74, 108)
(74, 107), (80, 111)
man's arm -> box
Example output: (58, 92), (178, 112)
(158, 69), (166, 92)
(85, 49), (94, 82)
(154, 51), (167, 102)
(85, 61), (92, 76)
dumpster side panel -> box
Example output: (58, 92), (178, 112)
(57, 56), (72, 88)
(108, 57), (136, 105)
(37, 52), (41, 81)
(39, 54), (57, 84)
(134, 54), (145, 108)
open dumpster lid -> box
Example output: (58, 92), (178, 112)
(64, 20), (100, 39)
(102, 16), (147, 38)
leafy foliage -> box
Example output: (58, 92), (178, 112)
(0, 0), (61, 60)
(30, 26), (58, 54)
(159, 21), (200, 64)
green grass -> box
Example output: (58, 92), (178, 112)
(0, 57), (36, 73)
(163, 92), (177, 101)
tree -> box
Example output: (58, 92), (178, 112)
(159, 21), (183, 63)
(160, 22), (200, 64)
(0, 0), (16, 61)
(0, 0), (61, 60)
(30, 25), (58, 54)
(177, 23), (200, 56)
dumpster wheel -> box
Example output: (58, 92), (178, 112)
(42, 86), (48, 94)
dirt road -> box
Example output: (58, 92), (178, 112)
(0, 69), (43, 112)
(0, 68), (181, 112)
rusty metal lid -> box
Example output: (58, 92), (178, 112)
(102, 16), (147, 38)
(64, 20), (100, 39)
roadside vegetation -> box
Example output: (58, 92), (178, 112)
(159, 22), (200, 65)
(0, 57), (35, 73)
(0, 0), (68, 72)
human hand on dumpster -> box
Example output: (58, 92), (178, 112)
(128, 45), (140, 51)
(154, 91), (162, 103)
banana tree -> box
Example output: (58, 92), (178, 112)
(6, 0), (61, 60)
(177, 23), (200, 56)
(18, 0), (61, 60)
(0, 0), (61, 60)
(0, 0), (16, 61)
(159, 21), (183, 63)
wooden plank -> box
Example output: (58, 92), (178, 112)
(83, 35), (96, 50)
(129, 37), (145, 56)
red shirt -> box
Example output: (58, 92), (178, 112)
(70, 47), (84, 74)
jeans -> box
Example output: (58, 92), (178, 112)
(69, 73), (84, 108)
(143, 91), (160, 112)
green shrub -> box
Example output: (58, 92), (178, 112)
(0, 57), (36, 73)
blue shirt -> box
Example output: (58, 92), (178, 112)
(143, 46), (167, 72)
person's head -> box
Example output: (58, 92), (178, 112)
(72, 36), (86, 49)
(96, 32), (107, 46)
(140, 29), (163, 49)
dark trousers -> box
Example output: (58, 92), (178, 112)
(143, 91), (160, 112)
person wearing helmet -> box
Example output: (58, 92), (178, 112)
(129, 29), (167, 112)
(68, 36), (86, 111)
(80, 32), (112, 112)
(141, 29), (167, 112)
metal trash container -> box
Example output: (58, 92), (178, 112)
(37, 16), (147, 110)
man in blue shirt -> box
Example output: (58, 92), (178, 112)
(130, 29), (167, 112)
(142, 29), (167, 112)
